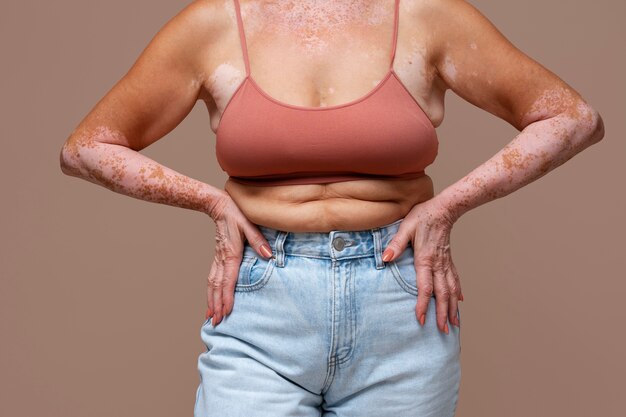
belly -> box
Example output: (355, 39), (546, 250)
(224, 175), (435, 232)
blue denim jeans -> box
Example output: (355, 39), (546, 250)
(195, 217), (462, 416)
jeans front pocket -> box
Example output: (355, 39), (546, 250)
(388, 246), (419, 296)
(234, 255), (276, 292)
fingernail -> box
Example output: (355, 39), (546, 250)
(419, 313), (425, 326)
(444, 322), (449, 334)
(382, 248), (394, 262)
(260, 244), (273, 258)
(459, 293), (464, 301)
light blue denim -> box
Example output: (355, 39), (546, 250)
(195, 217), (462, 416)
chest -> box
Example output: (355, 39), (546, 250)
(203, 0), (446, 131)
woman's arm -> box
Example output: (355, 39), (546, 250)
(427, 0), (605, 221)
(59, 0), (227, 217)
(60, 1), (275, 326)
(60, 129), (228, 217)
(382, 0), (605, 333)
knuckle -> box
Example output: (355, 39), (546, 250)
(247, 235), (266, 249)
(416, 253), (436, 267)
(207, 279), (223, 289)
(222, 252), (242, 263)
(448, 283), (460, 295)
(419, 284), (434, 297)
(436, 287), (451, 300)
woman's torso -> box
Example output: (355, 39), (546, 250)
(198, 0), (448, 232)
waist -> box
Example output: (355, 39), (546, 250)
(243, 217), (407, 262)
(227, 170), (426, 187)
(224, 174), (435, 233)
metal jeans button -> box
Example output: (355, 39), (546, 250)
(332, 237), (345, 251)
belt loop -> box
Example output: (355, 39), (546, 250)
(274, 231), (288, 268)
(372, 227), (385, 269)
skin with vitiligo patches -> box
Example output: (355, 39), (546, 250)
(207, 0), (442, 130)
(438, 86), (602, 217)
(62, 0), (605, 331)
(62, 125), (223, 215)
(235, 0), (392, 52)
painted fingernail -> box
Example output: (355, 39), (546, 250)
(459, 293), (464, 301)
(444, 322), (449, 334)
(382, 248), (394, 262)
(260, 244), (273, 258)
(419, 313), (425, 326)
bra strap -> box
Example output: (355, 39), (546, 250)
(233, 0), (251, 77)
(390, 0), (400, 69)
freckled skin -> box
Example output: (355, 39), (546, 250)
(61, 125), (227, 215)
(437, 88), (604, 219)
(60, 0), (605, 329)
(215, 0), (445, 233)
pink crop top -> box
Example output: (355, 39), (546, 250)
(215, 0), (439, 187)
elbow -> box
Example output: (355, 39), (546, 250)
(59, 139), (84, 177)
(579, 104), (605, 145)
(59, 144), (71, 175)
(589, 109), (605, 143)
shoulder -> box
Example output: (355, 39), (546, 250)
(158, 0), (232, 43)
(411, 0), (589, 130)
(401, 0), (493, 58)
(425, 0), (512, 63)
(141, 0), (235, 84)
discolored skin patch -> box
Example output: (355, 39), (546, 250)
(206, 0), (443, 129)
(436, 85), (604, 218)
(59, 0), (606, 333)
(239, 0), (393, 53)
(61, 125), (227, 216)
(60, 0), (606, 234)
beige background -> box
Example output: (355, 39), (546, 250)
(2, 1), (624, 416)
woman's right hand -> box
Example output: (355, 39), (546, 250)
(205, 192), (274, 326)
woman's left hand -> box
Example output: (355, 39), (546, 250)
(382, 197), (463, 334)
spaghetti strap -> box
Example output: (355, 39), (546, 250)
(390, 0), (400, 69)
(232, 0), (250, 77)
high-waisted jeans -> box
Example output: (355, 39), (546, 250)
(195, 217), (462, 417)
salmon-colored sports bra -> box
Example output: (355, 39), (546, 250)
(216, 0), (438, 187)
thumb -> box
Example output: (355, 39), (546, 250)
(244, 225), (274, 259)
(382, 228), (411, 263)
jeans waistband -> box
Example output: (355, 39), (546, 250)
(245, 217), (407, 269)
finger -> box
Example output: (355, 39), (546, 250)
(221, 257), (240, 317)
(415, 260), (435, 327)
(450, 260), (464, 302)
(206, 259), (218, 318)
(382, 221), (413, 263)
(445, 271), (459, 329)
(243, 223), (274, 259)
(212, 259), (225, 326)
(447, 258), (462, 326)
(432, 262), (450, 334)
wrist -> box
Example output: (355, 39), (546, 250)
(428, 191), (463, 225)
(204, 188), (230, 220)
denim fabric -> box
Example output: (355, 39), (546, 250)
(195, 217), (461, 417)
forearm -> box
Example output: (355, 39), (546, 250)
(60, 134), (227, 217)
(435, 103), (605, 221)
